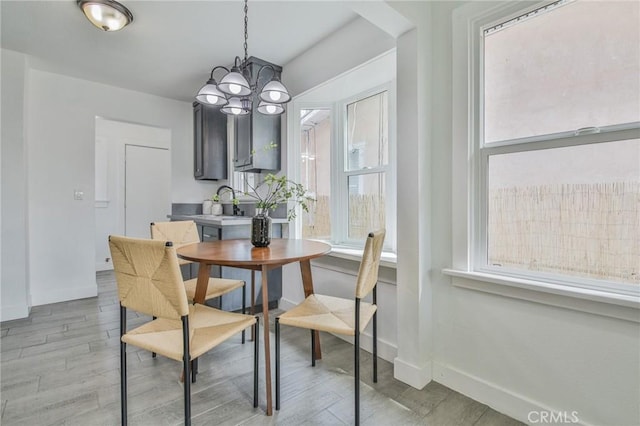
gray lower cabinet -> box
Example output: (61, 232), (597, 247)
(191, 224), (282, 312)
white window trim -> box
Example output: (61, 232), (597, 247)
(448, 0), (640, 317)
(286, 49), (397, 256)
(336, 83), (395, 249)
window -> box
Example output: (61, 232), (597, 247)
(300, 108), (332, 239)
(455, 0), (640, 293)
(345, 91), (389, 240)
(299, 89), (393, 249)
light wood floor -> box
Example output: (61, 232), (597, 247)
(1, 271), (524, 426)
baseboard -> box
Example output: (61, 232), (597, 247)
(393, 357), (433, 389)
(1, 303), (30, 321)
(279, 297), (398, 363)
(432, 362), (596, 426)
(279, 297), (298, 311)
(30, 284), (98, 306)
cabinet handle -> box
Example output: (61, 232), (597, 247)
(203, 234), (213, 238)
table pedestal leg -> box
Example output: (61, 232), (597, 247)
(261, 265), (273, 416)
(251, 271), (256, 342)
(193, 263), (211, 305)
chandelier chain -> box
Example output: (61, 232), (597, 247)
(243, 0), (249, 64)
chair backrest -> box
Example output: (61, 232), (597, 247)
(355, 229), (386, 299)
(150, 220), (200, 248)
(109, 235), (189, 320)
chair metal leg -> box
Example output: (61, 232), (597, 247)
(182, 316), (191, 426)
(120, 305), (128, 426)
(275, 317), (280, 410)
(311, 329), (316, 367)
(242, 281), (246, 344)
(191, 358), (198, 383)
(355, 298), (361, 426)
(254, 317), (259, 408)
(373, 287), (378, 383)
(151, 316), (156, 358)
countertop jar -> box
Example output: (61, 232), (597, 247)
(202, 199), (213, 215)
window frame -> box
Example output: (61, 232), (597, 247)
(452, 0), (640, 299)
(337, 85), (393, 247)
(288, 83), (397, 253)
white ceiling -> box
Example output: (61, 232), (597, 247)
(1, 1), (360, 102)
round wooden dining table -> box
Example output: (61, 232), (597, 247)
(177, 238), (331, 416)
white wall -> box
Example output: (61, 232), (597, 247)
(1, 49), (31, 320)
(282, 17), (395, 98)
(426, 2), (640, 426)
(285, 3), (640, 425)
(2, 57), (216, 309)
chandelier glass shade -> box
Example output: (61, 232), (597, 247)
(195, 78), (228, 106)
(221, 97), (252, 116)
(195, 0), (291, 116)
(77, 0), (133, 32)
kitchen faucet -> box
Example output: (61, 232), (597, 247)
(216, 185), (240, 216)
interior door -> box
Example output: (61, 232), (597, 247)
(125, 144), (171, 238)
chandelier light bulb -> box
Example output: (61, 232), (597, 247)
(229, 84), (242, 95)
(269, 91), (281, 102)
(205, 95), (219, 104)
(259, 79), (291, 104)
(257, 100), (284, 115)
(221, 97), (251, 115)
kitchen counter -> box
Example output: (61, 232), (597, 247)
(168, 214), (289, 226)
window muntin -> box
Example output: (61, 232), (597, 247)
(483, 0), (640, 144)
(478, 0), (640, 289)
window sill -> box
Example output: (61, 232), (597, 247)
(328, 246), (397, 269)
(442, 269), (640, 323)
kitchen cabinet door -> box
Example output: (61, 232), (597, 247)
(194, 102), (228, 180)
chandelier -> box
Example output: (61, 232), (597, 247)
(195, 0), (291, 116)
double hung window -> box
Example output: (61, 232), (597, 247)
(297, 86), (394, 251)
(460, 0), (640, 293)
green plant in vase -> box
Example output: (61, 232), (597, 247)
(212, 142), (313, 246)
(246, 173), (313, 219)
(245, 173), (313, 247)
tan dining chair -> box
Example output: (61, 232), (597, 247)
(109, 235), (259, 426)
(150, 220), (253, 343)
(275, 229), (385, 425)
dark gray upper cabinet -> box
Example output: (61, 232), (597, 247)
(194, 102), (228, 180)
(234, 57), (281, 173)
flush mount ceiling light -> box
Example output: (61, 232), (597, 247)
(77, 0), (133, 32)
(195, 0), (291, 116)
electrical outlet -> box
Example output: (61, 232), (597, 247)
(74, 190), (84, 200)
